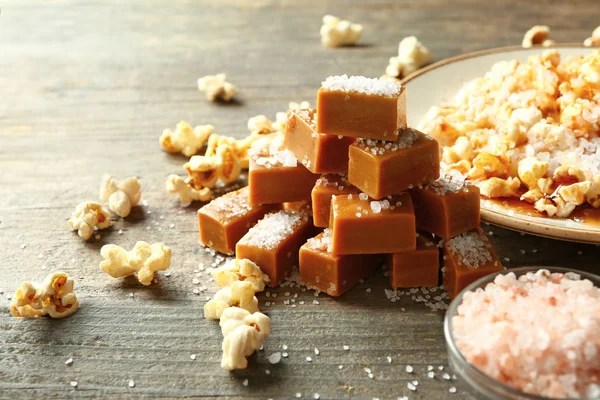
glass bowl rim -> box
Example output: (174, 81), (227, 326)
(443, 266), (600, 400)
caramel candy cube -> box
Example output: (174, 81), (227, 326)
(330, 192), (416, 254)
(316, 75), (407, 141)
(283, 200), (311, 213)
(348, 129), (440, 200)
(236, 210), (313, 286)
(442, 229), (503, 299)
(197, 187), (277, 255)
(249, 150), (319, 205)
(311, 174), (360, 228)
(300, 229), (381, 296)
(386, 235), (439, 289)
(411, 176), (480, 238)
(284, 109), (355, 174)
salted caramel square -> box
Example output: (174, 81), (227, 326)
(236, 209), (314, 286)
(284, 109), (355, 174)
(316, 75), (407, 141)
(300, 229), (381, 296)
(348, 129), (440, 200)
(311, 174), (360, 228)
(442, 228), (503, 299)
(197, 187), (277, 255)
(248, 150), (319, 205)
(386, 235), (440, 289)
(410, 176), (480, 238)
(329, 192), (416, 255)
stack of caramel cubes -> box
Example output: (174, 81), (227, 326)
(197, 75), (502, 299)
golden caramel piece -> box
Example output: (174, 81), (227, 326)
(311, 174), (359, 228)
(284, 109), (355, 173)
(248, 150), (319, 205)
(300, 230), (381, 296)
(410, 176), (480, 238)
(316, 75), (407, 141)
(283, 200), (311, 213)
(348, 129), (440, 199)
(329, 192), (415, 255)
(386, 235), (439, 289)
(236, 210), (314, 286)
(442, 229), (503, 299)
(197, 187), (277, 255)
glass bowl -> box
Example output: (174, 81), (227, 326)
(443, 266), (600, 400)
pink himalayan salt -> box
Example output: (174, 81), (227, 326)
(452, 269), (600, 399)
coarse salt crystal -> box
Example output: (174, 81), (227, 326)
(321, 75), (401, 97)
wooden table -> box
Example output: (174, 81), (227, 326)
(1, 1), (599, 398)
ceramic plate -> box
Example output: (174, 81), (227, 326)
(402, 45), (600, 244)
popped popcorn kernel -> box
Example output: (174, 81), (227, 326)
(10, 272), (79, 319)
(159, 121), (214, 157)
(197, 73), (237, 102)
(478, 177), (521, 198)
(248, 115), (276, 135)
(165, 174), (211, 206)
(583, 26), (600, 47)
(67, 201), (111, 240)
(185, 144), (243, 189)
(384, 36), (431, 79)
(99, 241), (172, 286)
(517, 157), (549, 190)
(522, 25), (551, 48)
(204, 281), (259, 320)
(320, 15), (363, 48)
(219, 307), (271, 370)
(585, 174), (600, 208)
(210, 258), (269, 292)
(100, 175), (142, 218)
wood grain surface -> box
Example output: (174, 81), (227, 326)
(1, 0), (599, 399)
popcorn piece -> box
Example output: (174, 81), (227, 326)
(585, 174), (600, 208)
(197, 73), (237, 102)
(522, 25), (551, 48)
(442, 137), (473, 165)
(320, 15), (363, 48)
(534, 198), (558, 217)
(478, 177), (521, 198)
(184, 154), (221, 189)
(520, 188), (544, 204)
(203, 281), (259, 320)
(10, 272), (79, 319)
(517, 157), (549, 190)
(99, 241), (172, 286)
(210, 258), (269, 292)
(100, 175), (142, 218)
(216, 144), (242, 184)
(583, 26), (600, 47)
(385, 36), (431, 79)
(248, 115), (276, 135)
(159, 121), (214, 157)
(67, 201), (111, 240)
(219, 307), (271, 370)
(165, 174), (211, 206)
(467, 152), (509, 181)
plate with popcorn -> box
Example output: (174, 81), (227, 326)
(403, 45), (600, 243)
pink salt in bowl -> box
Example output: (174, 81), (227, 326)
(443, 266), (600, 400)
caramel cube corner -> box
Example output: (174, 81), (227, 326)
(330, 192), (416, 255)
(197, 187), (277, 255)
(300, 229), (381, 296)
(386, 235), (440, 289)
(348, 129), (440, 200)
(442, 228), (503, 299)
(249, 150), (319, 205)
(316, 77), (407, 141)
(284, 109), (355, 174)
(311, 174), (360, 228)
(411, 177), (480, 238)
(236, 209), (314, 286)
